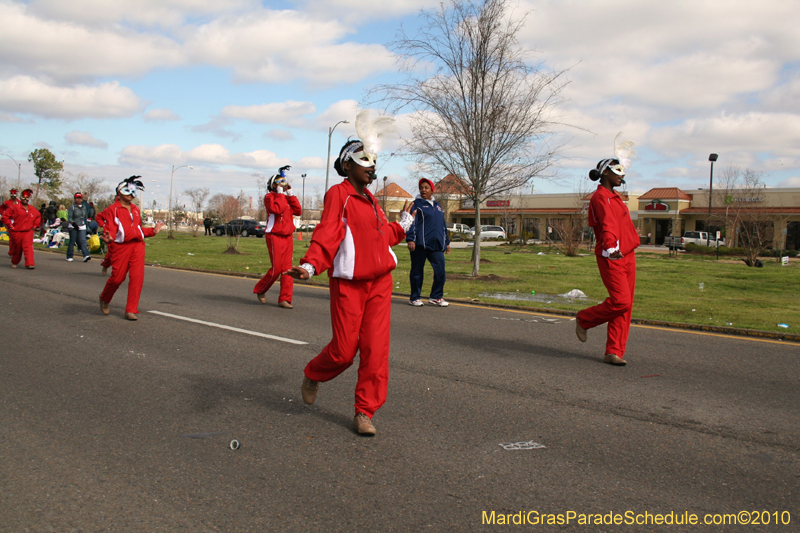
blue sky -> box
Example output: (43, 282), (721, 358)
(1, 0), (799, 209)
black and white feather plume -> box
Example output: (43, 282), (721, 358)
(355, 109), (397, 160)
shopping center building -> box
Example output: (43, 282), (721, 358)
(434, 174), (800, 250)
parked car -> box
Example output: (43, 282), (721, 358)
(213, 219), (265, 238)
(663, 231), (724, 250)
(447, 223), (471, 234)
(468, 225), (507, 240)
(296, 223), (317, 232)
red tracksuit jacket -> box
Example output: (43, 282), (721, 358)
(2, 203), (41, 232)
(0, 199), (21, 217)
(98, 201), (155, 243)
(302, 179), (406, 280)
(264, 192), (302, 236)
(588, 186), (639, 257)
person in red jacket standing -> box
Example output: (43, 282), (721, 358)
(98, 177), (165, 320)
(1, 189), (21, 257)
(253, 165), (302, 308)
(286, 113), (412, 436)
(576, 138), (639, 366)
(2, 189), (40, 269)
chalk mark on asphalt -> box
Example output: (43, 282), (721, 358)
(148, 310), (308, 345)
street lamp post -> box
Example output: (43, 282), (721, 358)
(0, 153), (22, 194)
(383, 176), (388, 213)
(707, 153), (718, 246)
(324, 120), (349, 193)
(168, 165), (193, 239)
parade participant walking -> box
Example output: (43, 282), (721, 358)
(286, 110), (412, 436)
(406, 178), (450, 307)
(98, 177), (165, 320)
(2, 189), (40, 269)
(575, 136), (639, 366)
(0, 188), (19, 215)
(253, 165), (302, 308)
(66, 192), (92, 263)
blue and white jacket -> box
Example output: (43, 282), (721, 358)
(406, 196), (450, 252)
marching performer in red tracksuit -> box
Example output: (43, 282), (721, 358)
(96, 195), (118, 276)
(1, 189), (21, 257)
(576, 154), (639, 365)
(2, 189), (40, 269)
(287, 136), (414, 436)
(254, 166), (302, 308)
(98, 177), (165, 320)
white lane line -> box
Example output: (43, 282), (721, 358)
(147, 310), (308, 345)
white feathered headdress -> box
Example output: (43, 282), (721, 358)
(339, 109), (396, 169)
(613, 132), (636, 174)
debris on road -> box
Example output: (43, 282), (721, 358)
(499, 441), (546, 451)
(230, 439), (241, 450)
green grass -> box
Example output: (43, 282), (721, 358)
(38, 233), (800, 333)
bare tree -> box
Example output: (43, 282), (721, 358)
(62, 172), (111, 201)
(714, 167), (772, 266)
(184, 187), (210, 237)
(371, 0), (568, 275)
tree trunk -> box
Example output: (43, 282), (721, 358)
(471, 202), (481, 276)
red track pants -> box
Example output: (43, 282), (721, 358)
(253, 233), (294, 303)
(99, 241), (145, 314)
(9, 230), (35, 267)
(577, 253), (636, 358)
(101, 245), (113, 269)
(304, 272), (393, 418)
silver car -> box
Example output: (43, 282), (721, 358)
(468, 225), (507, 240)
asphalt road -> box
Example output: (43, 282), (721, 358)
(1, 249), (798, 532)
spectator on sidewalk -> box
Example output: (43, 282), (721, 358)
(406, 178), (450, 307)
(66, 192), (91, 263)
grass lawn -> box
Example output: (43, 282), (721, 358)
(38, 232), (800, 334)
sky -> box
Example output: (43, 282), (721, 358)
(1, 0), (799, 210)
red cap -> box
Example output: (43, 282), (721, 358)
(21, 189), (33, 198)
(9, 189), (17, 195)
(419, 178), (434, 193)
(74, 192), (83, 198)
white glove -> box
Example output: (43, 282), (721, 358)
(276, 187), (284, 194)
(285, 188), (294, 197)
(399, 210), (414, 232)
(300, 263), (315, 277)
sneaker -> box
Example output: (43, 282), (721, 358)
(575, 319), (587, 342)
(301, 376), (319, 405)
(100, 298), (110, 315)
(25, 265), (35, 270)
(125, 312), (138, 321)
(428, 298), (449, 307)
(83, 256), (91, 262)
(278, 300), (293, 309)
(10, 264), (17, 269)
(603, 354), (627, 366)
(409, 299), (423, 307)
(66, 258), (74, 262)
(256, 292), (267, 304)
(353, 413), (376, 436)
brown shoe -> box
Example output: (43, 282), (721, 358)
(604, 354), (627, 366)
(25, 265), (34, 269)
(301, 376), (319, 405)
(100, 298), (110, 315)
(353, 413), (376, 436)
(575, 319), (587, 342)
(102, 266), (108, 275)
(256, 292), (267, 304)
(11, 264), (17, 268)
(125, 312), (138, 321)
(278, 300), (293, 309)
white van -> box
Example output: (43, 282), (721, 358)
(447, 223), (471, 234)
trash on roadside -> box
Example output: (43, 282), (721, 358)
(230, 439), (241, 450)
(531, 290), (535, 294)
(560, 289), (587, 299)
(692, 309), (696, 312)
(187, 253), (194, 255)
(699, 282), (704, 290)
(537, 252), (545, 255)
(778, 324), (789, 328)
(499, 441), (546, 451)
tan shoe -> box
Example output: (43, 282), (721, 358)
(256, 292), (267, 304)
(353, 413), (376, 436)
(11, 264), (17, 269)
(603, 354), (626, 366)
(102, 266), (108, 275)
(278, 300), (293, 309)
(125, 312), (138, 321)
(25, 265), (34, 269)
(575, 319), (587, 342)
(301, 376), (319, 405)
(100, 298), (110, 315)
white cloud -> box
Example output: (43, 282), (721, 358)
(264, 129), (294, 141)
(777, 176), (800, 188)
(144, 108), (181, 121)
(297, 156), (326, 169)
(0, 76), (143, 119)
(0, 112), (30, 123)
(221, 101), (316, 126)
(65, 130), (108, 149)
(119, 143), (291, 170)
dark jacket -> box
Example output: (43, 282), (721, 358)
(406, 196), (450, 252)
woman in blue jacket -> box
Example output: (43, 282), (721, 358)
(407, 178), (450, 307)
